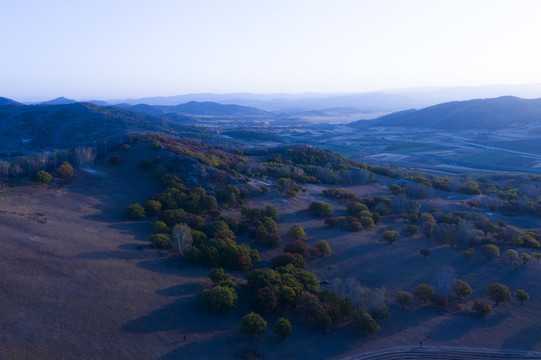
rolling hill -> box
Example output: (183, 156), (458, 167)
(0, 97), (23, 106)
(120, 101), (272, 117)
(352, 96), (541, 130)
(0, 102), (171, 154)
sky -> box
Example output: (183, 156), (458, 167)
(2, 0), (541, 101)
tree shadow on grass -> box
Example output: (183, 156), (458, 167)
(425, 311), (509, 342)
(501, 324), (541, 351)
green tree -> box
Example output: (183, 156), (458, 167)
(34, 170), (52, 184)
(395, 290), (413, 309)
(209, 268), (231, 284)
(144, 200), (162, 216)
(413, 284), (434, 303)
(351, 310), (379, 335)
(288, 225), (306, 240)
(150, 233), (170, 248)
(198, 285), (238, 312)
(521, 252), (531, 265)
(272, 318), (291, 339)
(515, 289), (530, 304)
(125, 203), (145, 219)
(406, 224), (419, 236)
(504, 249), (519, 263)
(309, 201), (334, 217)
(482, 244), (500, 260)
(245, 269), (282, 291)
(153, 221), (168, 233)
(452, 279), (473, 299)
(271, 253), (306, 269)
(239, 312), (267, 336)
(316, 240), (332, 256)
(472, 300), (493, 317)
(360, 216), (374, 228)
(382, 230), (399, 243)
(533, 252), (541, 262)
(486, 282), (511, 305)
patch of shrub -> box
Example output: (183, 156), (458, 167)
(150, 233), (170, 248)
(34, 170), (52, 184)
(198, 285), (238, 312)
(125, 203), (145, 219)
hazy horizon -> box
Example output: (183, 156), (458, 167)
(2, 1), (541, 101)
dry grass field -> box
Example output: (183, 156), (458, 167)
(0, 148), (540, 359)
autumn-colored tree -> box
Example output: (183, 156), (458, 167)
(56, 162), (73, 178)
(413, 284), (434, 303)
(395, 291), (413, 309)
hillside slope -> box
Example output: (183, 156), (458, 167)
(0, 102), (169, 153)
(353, 96), (541, 130)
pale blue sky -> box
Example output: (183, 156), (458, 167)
(2, 0), (541, 101)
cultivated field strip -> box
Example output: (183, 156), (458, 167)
(342, 346), (541, 360)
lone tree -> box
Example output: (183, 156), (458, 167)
(486, 282), (511, 306)
(472, 300), (493, 317)
(521, 253), (531, 265)
(125, 203), (145, 219)
(240, 312), (267, 337)
(533, 252), (541, 262)
(452, 279), (473, 299)
(504, 249), (518, 263)
(34, 170), (52, 184)
(419, 248), (431, 261)
(272, 317), (292, 339)
(56, 161), (74, 178)
(287, 225), (306, 241)
(482, 244), (500, 260)
(515, 289), (530, 304)
(316, 240), (332, 256)
(413, 284), (434, 303)
(395, 291), (413, 309)
(382, 230), (399, 243)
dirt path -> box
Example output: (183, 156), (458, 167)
(342, 345), (541, 359)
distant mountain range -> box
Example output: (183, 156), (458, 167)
(106, 83), (541, 113)
(352, 96), (541, 130)
(3, 94), (541, 157)
(118, 101), (272, 117)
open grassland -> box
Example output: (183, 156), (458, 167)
(1, 148), (540, 359)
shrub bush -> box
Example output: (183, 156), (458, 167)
(34, 170), (52, 184)
(125, 203), (145, 219)
(198, 285), (238, 312)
